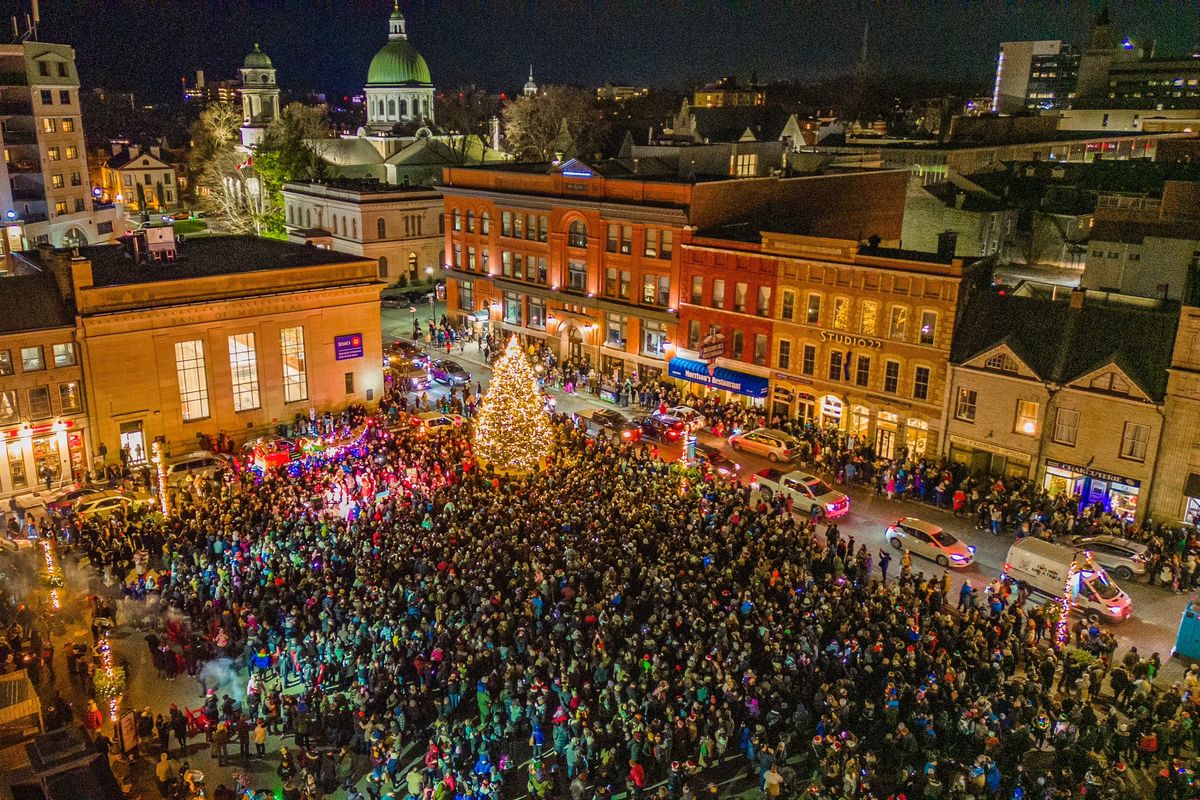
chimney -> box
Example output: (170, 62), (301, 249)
(149, 144), (161, 158)
(111, 142), (122, 156)
(1070, 287), (1086, 309)
(936, 230), (958, 260)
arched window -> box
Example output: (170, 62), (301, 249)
(387, 99), (396, 118)
(481, 212), (490, 234)
(378, 256), (389, 278)
(408, 252), (418, 278)
(398, 98), (408, 117)
(466, 211), (475, 233)
(568, 219), (588, 248)
(452, 209), (461, 231)
(377, 217), (386, 239)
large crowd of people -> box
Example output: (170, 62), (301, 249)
(21, 375), (1190, 800)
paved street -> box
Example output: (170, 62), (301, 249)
(383, 304), (1192, 675)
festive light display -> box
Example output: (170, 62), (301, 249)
(152, 440), (170, 516)
(94, 637), (125, 721)
(40, 538), (63, 610)
(472, 336), (554, 473)
(1054, 560), (1080, 650)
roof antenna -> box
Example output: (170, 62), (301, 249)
(30, 0), (38, 41)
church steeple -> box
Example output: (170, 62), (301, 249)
(523, 64), (538, 97)
(389, 0), (407, 39)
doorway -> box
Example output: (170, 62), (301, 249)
(568, 327), (583, 362)
(119, 420), (146, 465)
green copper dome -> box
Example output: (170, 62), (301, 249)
(367, 39), (432, 85)
(243, 43), (273, 70)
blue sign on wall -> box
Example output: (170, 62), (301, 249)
(335, 333), (364, 361)
(667, 357), (769, 398)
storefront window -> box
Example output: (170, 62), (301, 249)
(31, 435), (60, 487)
(7, 440), (27, 490)
(821, 395), (843, 425)
(849, 406), (871, 436)
(906, 418), (929, 457)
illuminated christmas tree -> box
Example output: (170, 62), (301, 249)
(473, 335), (554, 472)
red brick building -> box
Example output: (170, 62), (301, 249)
(440, 158), (907, 396)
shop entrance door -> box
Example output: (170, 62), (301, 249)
(120, 420), (146, 465)
(30, 435), (61, 490)
(568, 328), (583, 363)
(876, 427), (895, 460)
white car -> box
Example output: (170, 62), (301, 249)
(665, 406), (706, 432)
(412, 411), (463, 435)
(885, 517), (975, 568)
(74, 490), (154, 520)
(752, 469), (849, 518)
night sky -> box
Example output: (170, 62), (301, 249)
(7, 0), (1200, 101)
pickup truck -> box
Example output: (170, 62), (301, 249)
(751, 468), (850, 518)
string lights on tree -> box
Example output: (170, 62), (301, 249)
(152, 440), (170, 516)
(1054, 560), (1079, 650)
(40, 538), (63, 611)
(472, 335), (554, 473)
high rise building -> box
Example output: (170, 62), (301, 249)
(0, 41), (117, 249)
(990, 40), (1079, 113)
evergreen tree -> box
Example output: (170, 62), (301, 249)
(473, 336), (553, 472)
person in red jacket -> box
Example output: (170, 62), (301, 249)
(628, 760), (646, 799)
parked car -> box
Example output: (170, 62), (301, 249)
(164, 450), (230, 489)
(665, 406), (706, 432)
(1062, 534), (1150, 580)
(74, 490), (154, 520)
(46, 486), (102, 515)
(574, 409), (641, 442)
(412, 411), (464, 435)
(728, 428), (798, 462)
(430, 359), (471, 386)
(752, 468), (849, 517)
(885, 517), (975, 568)
(634, 414), (686, 443)
(694, 442), (741, 481)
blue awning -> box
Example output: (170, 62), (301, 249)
(668, 357), (769, 398)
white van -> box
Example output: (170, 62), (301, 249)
(1003, 538), (1132, 623)
(164, 451), (229, 488)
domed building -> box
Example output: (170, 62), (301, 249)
(365, 2), (435, 133)
(239, 43), (279, 147)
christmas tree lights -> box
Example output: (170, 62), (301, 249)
(473, 336), (553, 473)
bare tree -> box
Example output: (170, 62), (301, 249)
(501, 86), (609, 162)
(435, 88), (500, 165)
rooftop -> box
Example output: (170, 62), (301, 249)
(63, 236), (365, 288)
(951, 287), (1179, 400)
(816, 128), (1185, 153)
(0, 271), (73, 334)
(283, 178), (440, 197)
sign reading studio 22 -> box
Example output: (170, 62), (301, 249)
(335, 333), (364, 361)
(819, 331), (882, 350)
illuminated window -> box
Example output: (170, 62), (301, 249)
(175, 340), (209, 421)
(859, 300), (877, 335)
(281, 327), (308, 403)
(59, 381), (82, 413)
(21, 346), (44, 371)
(480, 212), (490, 234)
(955, 388), (977, 422)
(568, 220), (587, 248)
(756, 286), (771, 316)
(52, 342), (75, 367)
(919, 310), (937, 345)
(1014, 400), (1039, 436)
(712, 279), (725, 308)
(856, 355), (871, 387)
(889, 306), (908, 339)
(832, 297), (850, 330)
(228, 333), (260, 412)
(734, 282), (748, 313)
